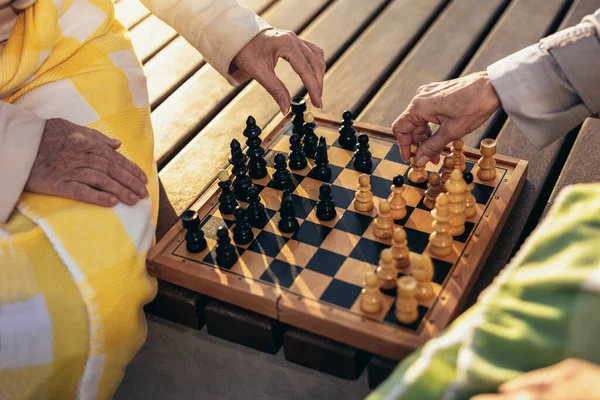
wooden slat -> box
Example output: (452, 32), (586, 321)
(465, 0), (600, 307)
(114, 0), (150, 30)
(129, 15), (177, 63)
(317, 0), (449, 116)
(358, 0), (509, 126)
(143, 0), (276, 109)
(157, 0), (392, 225)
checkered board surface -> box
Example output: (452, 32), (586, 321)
(149, 112), (527, 360)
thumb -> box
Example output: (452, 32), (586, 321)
(254, 70), (291, 114)
(415, 122), (456, 167)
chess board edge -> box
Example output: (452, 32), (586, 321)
(147, 111), (529, 360)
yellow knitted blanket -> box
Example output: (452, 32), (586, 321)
(0, 1), (158, 399)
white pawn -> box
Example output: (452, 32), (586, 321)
(388, 175), (407, 220)
(376, 248), (397, 290)
(361, 268), (383, 313)
(373, 200), (394, 239)
(391, 227), (410, 271)
(411, 253), (435, 301)
(451, 139), (467, 172)
(395, 276), (419, 324)
(354, 174), (374, 212)
(446, 168), (467, 236)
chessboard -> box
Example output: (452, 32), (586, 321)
(147, 109), (528, 361)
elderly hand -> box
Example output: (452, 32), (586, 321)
(231, 28), (325, 113)
(471, 359), (600, 400)
(392, 71), (501, 167)
(25, 118), (149, 207)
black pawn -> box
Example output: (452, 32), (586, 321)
(311, 136), (332, 182)
(181, 211), (207, 253)
(288, 133), (308, 170)
(316, 183), (336, 221)
(215, 226), (238, 269)
(229, 139), (252, 201)
(246, 185), (268, 228)
(353, 133), (373, 173)
(233, 206), (254, 245)
(291, 97), (307, 137)
(278, 190), (299, 233)
(218, 171), (238, 215)
(303, 117), (318, 158)
(273, 153), (294, 190)
(393, 175), (405, 188)
(463, 171), (474, 185)
(338, 110), (357, 150)
(244, 116), (268, 179)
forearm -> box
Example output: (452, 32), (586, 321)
(140, 0), (271, 85)
(487, 9), (600, 150)
(0, 102), (45, 223)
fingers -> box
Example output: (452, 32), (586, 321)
(94, 143), (149, 184)
(254, 69), (292, 113)
(74, 168), (141, 206)
(498, 364), (565, 394)
(392, 113), (421, 162)
(300, 39), (326, 104)
(60, 181), (119, 207)
(470, 391), (537, 400)
(86, 153), (149, 200)
(86, 128), (121, 149)
(414, 121), (462, 167)
(282, 43), (322, 109)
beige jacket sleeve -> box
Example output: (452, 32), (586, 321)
(140, 0), (272, 85)
(0, 101), (45, 223)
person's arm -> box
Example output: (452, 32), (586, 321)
(487, 8), (600, 150)
(0, 102), (45, 223)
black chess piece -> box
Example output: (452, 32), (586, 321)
(393, 175), (405, 188)
(353, 133), (373, 173)
(217, 170), (238, 215)
(288, 133), (308, 170)
(291, 97), (307, 137)
(181, 210), (207, 253)
(338, 110), (357, 150)
(215, 226), (238, 269)
(233, 206), (254, 245)
(246, 185), (268, 228)
(463, 171), (474, 185)
(311, 136), (332, 182)
(273, 153), (294, 190)
(302, 113), (318, 158)
(316, 183), (336, 221)
(278, 190), (299, 233)
(244, 116), (268, 179)
(229, 139), (252, 201)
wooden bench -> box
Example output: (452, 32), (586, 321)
(115, 0), (600, 390)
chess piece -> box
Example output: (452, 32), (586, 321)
(291, 97), (307, 137)
(353, 133), (373, 173)
(391, 227), (410, 271)
(316, 183), (336, 221)
(376, 248), (397, 290)
(229, 139), (252, 201)
(246, 185), (268, 228)
(244, 115), (268, 179)
(388, 175), (407, 220)
(464, 172), (476, 218)
(233, 206), (254, 245)
(411, 253), (434, 301)
(217, 169), (238, 215)
(273, 153), (294, 190)
(338, 110), (357, 150)
(446, 169), (467, 236)
(278, 190), (299, 233)
(395, 276), (419, 324)
(311, 136), (332, 181)
(423, 172), (441, 209)
(181, 210), (207, 253)
(215, 226), (238, 268)
(359, 269), (382, 314)
(440, 155), (455, 193)
(302, 111), (318, 158)
(407, 155), (428, 183)
(373, 199), (394, 239)
(428, 193), (453, 258)
(477, 138), (497, 181)
(354, 174), (374, 212)
(451, 139), (466, 172)
(288, 133), (308, 170)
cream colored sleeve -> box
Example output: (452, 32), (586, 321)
(0, 101), (46, 223)
(140, 0), (272, 85)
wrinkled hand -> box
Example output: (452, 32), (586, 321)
(25, 118), (149, 207)
(231, 28), (325, 113)
(471, 359), (600, 400)
(392, 71), (501, 167)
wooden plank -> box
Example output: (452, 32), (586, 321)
(114, 0), (150, 30)
(129, 15), (177, 63)
(465, 0), (600, 309)
(158, 0), (389, 222)
(462, 0), (571, 147)
(151, 0), (330, 166)
(317, 0), (450, 117)
(143, 0), (276, 109)
(359, 0), (509, 126)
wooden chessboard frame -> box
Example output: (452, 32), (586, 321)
(147, 111), (528, 360)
